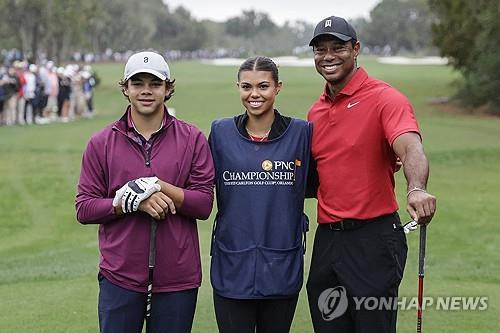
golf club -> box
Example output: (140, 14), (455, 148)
(417, 224), (427, 333)
(145, 219), (158, 333)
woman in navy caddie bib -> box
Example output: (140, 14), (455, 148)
(208, 56), (312, 333)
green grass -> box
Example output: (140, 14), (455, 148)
(1, 56), (499, 332)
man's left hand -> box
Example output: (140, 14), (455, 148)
(122, 177), (161, 213)
(407, 190), (436, 225)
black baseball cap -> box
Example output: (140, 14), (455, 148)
(309, 16), (357, 46)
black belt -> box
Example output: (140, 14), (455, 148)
(320, 213), (396, 231)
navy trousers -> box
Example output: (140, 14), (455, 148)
(98, 273), (198, 333)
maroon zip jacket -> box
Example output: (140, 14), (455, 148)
(76, 107), (215, 293)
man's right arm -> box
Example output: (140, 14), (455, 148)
(392, 132), (436, 224)
(75, 138), (119, 224)
(305, 156), (319, 199)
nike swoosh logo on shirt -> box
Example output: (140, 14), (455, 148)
(347, 101), (360, 109)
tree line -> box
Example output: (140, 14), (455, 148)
(0, 0), (312, 61)
(0, 0), (437, 61)
(1, 0), (498, 112)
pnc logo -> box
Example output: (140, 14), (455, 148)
(261, 160), (298, 171)
(261, 160), (273, 171)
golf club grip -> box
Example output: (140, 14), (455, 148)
(149, 220), (158, 267)
(417, 316), (422, 333)
(418, 225), (427, 275)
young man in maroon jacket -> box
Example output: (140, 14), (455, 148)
(76, 51), (215, 333)
(305, 16), (436, 333)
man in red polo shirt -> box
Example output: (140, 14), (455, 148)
(306, 16), (436, 333)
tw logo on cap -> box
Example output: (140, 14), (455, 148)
(325, 19), (332, 28)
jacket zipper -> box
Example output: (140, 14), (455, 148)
(114, 126), (152, 168)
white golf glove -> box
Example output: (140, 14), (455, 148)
(112, 183), (129, 207)
(403, 220), (418, 234)
(113, 177), (161, 213)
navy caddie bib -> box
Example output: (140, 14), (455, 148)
(209, 117), (312, 299)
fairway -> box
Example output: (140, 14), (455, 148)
(1, 57), (499, 332)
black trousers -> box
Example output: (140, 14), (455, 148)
(213, 292), (299, 333)
(306, 213), (407, 333)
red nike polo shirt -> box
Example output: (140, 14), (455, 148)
(308, 67), (420, 223)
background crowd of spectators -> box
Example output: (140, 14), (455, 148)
(0, 59), (96, 126)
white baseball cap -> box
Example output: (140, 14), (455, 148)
(123, 51), (170, 81)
